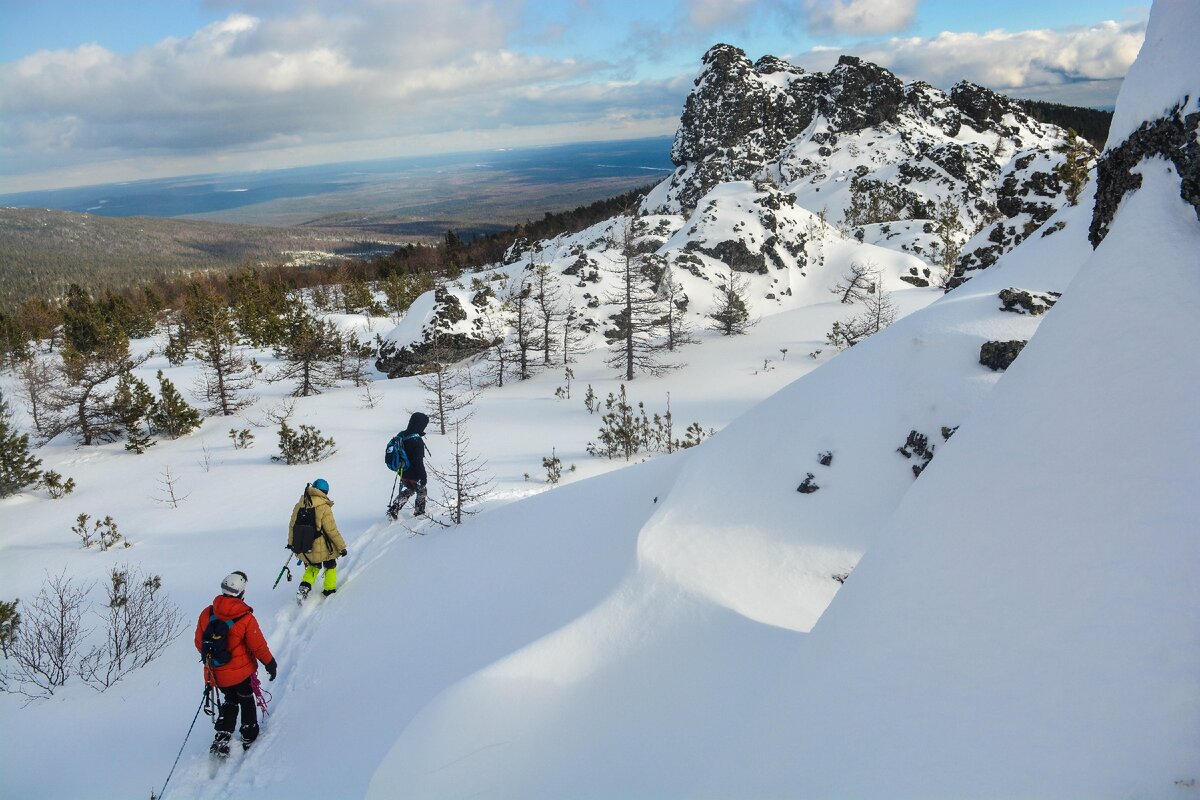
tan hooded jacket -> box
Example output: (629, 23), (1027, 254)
(287, 486), (347, 564)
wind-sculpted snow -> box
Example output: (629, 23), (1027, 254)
(5, 8), (1197, 798)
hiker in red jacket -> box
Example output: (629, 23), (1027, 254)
(194, 571), (278, 757)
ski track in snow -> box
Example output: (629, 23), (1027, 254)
(172, 513), (436, 799)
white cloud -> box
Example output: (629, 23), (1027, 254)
(685, 0), (758, 30)
(877, 21), (1145, 88)
(802, 0), (918, 35)
(0, 0), (1148, 191)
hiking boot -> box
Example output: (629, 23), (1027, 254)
(240, 722), (259, 751)
(296, 583), (311, 603)
(322, 588), (336, 597)
(210, 732), (232, 758)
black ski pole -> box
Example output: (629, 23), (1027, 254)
(153, 686), (208, 800)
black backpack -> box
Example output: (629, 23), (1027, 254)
(199, 607), (243, 667)
(291, 490), (318, 555)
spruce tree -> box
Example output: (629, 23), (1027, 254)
(530, 260), (563, 366)
(1054, 129), (1093, 206)
(112, 371), (157, 454)
(149, 371), (201, 439)
(418, 333), (478, 435)
(44, 335), (144, 446)
(505, 276), (540, 381)
(428, 414), (492, 525)
(272, 304), (343, 397)
(707, 265), (753, 336)
(185, 284), (255, 416)
(603, 217), (673, 380)
(0, 391), (42, 497)
(658, 265), (698, 351)
(229, 269), (285, 347)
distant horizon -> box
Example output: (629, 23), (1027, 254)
(0, 136), (677, 228)
(0, 134), (676, 201)
(0, 1), (1145, 193)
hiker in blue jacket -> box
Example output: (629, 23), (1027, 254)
(387, 412), (430, 518)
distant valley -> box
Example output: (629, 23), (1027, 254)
(0, 137), (673, 305)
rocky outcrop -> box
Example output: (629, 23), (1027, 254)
(648, 43), (1084, 289)
(375, 286), (490, 378)
(1090, 102), (1200, 248)
(979, 340), (1027, 371)
(998, 288), (1061, 315)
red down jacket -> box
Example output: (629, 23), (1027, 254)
(194, 595), (274, 688)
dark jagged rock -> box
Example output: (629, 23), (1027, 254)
(693, 238), (767, 274)
(797, 473), (820, 493)
(979, 340), (1027, 371)
(998, 288), (1061, 315)
(896, 429), (936, 478)
(951, 81), (1031, 132)
(375, 331), (490, 379)
(1090, 103), (1200, 248)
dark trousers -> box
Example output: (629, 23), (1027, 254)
(400, 479), (427, 514)
(215, 677), (259, 742)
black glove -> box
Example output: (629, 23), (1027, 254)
(265, 658), (278, 681)
(340, 549), (348, 557)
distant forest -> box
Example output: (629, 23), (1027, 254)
(0, 183), (656, 357)
(1017, 99), (1114, 149)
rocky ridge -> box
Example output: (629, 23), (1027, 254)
(377, 45), (1087, 377)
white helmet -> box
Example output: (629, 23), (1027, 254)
(220, 571), (248, 597)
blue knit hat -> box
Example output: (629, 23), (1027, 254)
(312, 478), (329, 494)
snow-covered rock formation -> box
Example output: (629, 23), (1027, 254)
(377, 46), (1088, 378)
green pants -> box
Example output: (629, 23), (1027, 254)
(301, 561), (337, 592)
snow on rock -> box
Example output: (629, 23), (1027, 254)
(376, 45), (1087, 378)
(3, 4), (1196, 799)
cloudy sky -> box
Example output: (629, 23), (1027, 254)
(0, 0), (1148, 192)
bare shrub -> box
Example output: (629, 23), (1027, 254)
(79, 566), (184, 690)
(3, 572), (91, 700)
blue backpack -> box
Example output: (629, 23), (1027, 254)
(384, 433), (420, 474)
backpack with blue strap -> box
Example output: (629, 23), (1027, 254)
(384, 432), (421, 475)
(200, 606), (245, 668)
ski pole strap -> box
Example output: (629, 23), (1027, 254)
(155, 687), (208, 800)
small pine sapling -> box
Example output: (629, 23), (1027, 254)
(272, 422), (337, 465)
(543, 449), (563, 484)
(228, 428), (255, 449)
(584, 384), (598, 414)
(41, 471), (76, 499)
(0, 598), (20, 658)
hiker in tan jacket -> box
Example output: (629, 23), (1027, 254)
(287, 478), (348, 601)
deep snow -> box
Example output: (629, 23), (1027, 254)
(2, 2), (1198, 797)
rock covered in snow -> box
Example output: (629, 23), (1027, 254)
(645, 44), (1092, 288)
(376, 44), (1091, 376)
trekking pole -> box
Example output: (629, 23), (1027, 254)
(272, 552), (294, 589)
(153, 686), (208, 800)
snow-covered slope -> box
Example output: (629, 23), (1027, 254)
(2, 2), (1196, 798)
